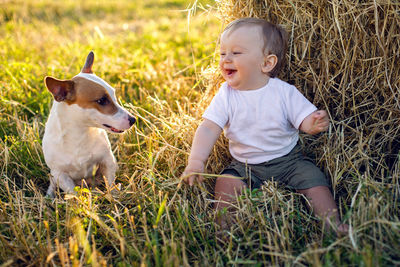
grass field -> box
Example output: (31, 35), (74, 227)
(1, 0), (399, 266)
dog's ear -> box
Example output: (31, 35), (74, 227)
(81, 51), (94, 74)
(44, 76), (75, 102)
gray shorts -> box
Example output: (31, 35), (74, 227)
(221, 144), (329, 190)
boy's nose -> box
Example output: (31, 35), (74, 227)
(222, 54), (232, 62)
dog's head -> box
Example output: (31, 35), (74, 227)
(44, 52), (135, 133)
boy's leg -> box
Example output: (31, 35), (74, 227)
(214, 174), (247, 229)
(297, 186), (349, 234)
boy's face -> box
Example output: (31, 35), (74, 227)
(219, 25), (270, 90)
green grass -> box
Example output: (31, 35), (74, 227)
(1, 0), (399, 266)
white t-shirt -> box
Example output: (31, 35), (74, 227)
(203, 78), (317, 164)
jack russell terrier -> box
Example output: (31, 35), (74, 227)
(42, 51), (135, 197)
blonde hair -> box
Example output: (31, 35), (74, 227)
(223, 17), (288, 78)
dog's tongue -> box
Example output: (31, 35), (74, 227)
(103, 124), (124, 133)
(111, 127), (123, 133)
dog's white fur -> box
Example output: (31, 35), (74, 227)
(43, 52), (135, 197)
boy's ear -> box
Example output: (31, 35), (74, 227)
(262, 54), (278, 74)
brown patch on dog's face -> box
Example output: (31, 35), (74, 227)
(69, 77), (118, 115)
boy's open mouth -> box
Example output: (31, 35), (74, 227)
(226, 69), (237, 76)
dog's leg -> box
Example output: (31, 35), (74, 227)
(46, 179), (55, 197)
(51, 172), (77, 195)
(99, 153), (117, 191)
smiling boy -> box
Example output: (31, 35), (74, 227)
(181, 18), (348, 234)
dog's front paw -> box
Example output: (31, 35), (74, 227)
(115, 183), (122, 191)
(45, 192), (55, 199)
(110, 183), (121, 198)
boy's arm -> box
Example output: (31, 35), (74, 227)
(181, 119), (223, 186)
(299, 110), (329, 135)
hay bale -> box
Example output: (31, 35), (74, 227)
(209, 0), (400, 189)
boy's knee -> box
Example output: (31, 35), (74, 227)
(215, 175), (247, 191)
(297, 185), (332, 199)
(217, 174), (245, 184)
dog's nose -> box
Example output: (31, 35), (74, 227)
(128, 116), (136, 126)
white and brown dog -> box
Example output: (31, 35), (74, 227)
(43, 51), (135, 197)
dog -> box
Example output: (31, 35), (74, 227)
(42, 51), (135, 197)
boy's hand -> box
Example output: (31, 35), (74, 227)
(181, 119), (222, 186)
(300, 110), (329, 135)
(181, 159), (205, 186)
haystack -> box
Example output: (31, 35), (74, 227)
(206, 0), (400, 192)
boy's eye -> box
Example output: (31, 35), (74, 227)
(96, 96), (109, 106)
(220, 52), (226, 56)
(233, 52), (242, 55)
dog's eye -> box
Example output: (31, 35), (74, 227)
(96, 96), (109, 106)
